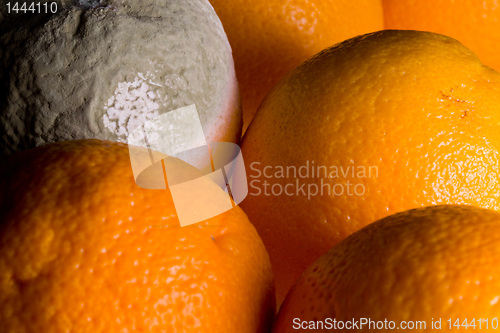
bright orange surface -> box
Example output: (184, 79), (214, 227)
(0, 139), (275, 332)
(274, 205), (500, 332)
(240, 30), (500, 305)
(209, 0), (384, 133)
(383, 0), (500, 74)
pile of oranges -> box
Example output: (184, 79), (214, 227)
(2, 0), (500, 332)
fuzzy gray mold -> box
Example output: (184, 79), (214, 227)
(74, 0), (103, 8)
(0, 0), (241, 161)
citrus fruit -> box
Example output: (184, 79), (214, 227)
(273, 205), (500, 332)
(0, 139), (275, 332)
(383, 0), (500, 74)
(209, 0), (384, 132)
(0, 0), (241, 171)
(240, 30), (500, 304)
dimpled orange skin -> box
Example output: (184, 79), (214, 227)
(240, 30), (500, 305)
(208, 0), (384, 133)
(0, 139), (275, 332)
(383, 0), (500, 74)
(273, 205), (500, 332)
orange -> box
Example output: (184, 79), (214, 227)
(273, 205), (500, 332)
(209, 0), (384, 133)
(0, 139), (275, 332)
(240, 30), (500, 305)
(0, 0), (243, 167)
(383, 0), (500, 74)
